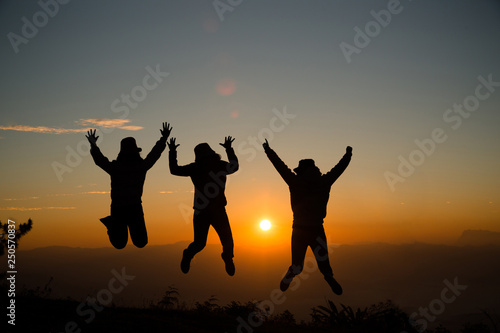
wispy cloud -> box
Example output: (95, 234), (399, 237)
(0, 206), (76, 211)
(4, 191), (109, 202)
(77, 118), (138, 129)
(0, 119), (143, 134)
(0, 125), (90, 134)
(116, 125), (143, 131)
(3, 197), (40, 201)
(46, 193), (75, 197)
(45, 191), (110, 197)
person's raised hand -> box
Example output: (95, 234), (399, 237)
(168, 138), (179, 151)
(346, 146), (353, 154)
(161, 122), (172, 139)
(85, 129), (99, 146)
(220, 136), (235, 149)
(263, 138), (270, 150)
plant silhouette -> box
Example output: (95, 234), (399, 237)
(157, 285), (180, 310)
(0, 218), (33, 256)
(168, 136), (239, 276)
(311, 299), (420, 332)
(263, 139), (352, 294)
(86, 122), (171, 249)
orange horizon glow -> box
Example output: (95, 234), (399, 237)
(7, 187), (499, 251)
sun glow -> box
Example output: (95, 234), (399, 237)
(260, 219), (272, 231)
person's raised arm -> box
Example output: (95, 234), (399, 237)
(325, 146), (352, 185)
(144, 122), (171, 170)
(220, 136), (239, 174)
(262, 139), (294, 185)
(86, 129), (112, 174)
(168, 138), (193, 176)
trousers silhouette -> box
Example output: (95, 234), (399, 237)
(107, 203), (147, 249)
(184, 207), (234, 261)
(289, 226), (333, 278)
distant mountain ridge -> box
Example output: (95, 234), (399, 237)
(456, 229), (500, 246)
(15, 239), (500, 322)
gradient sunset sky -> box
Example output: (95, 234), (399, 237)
(1, 0), (499, 250)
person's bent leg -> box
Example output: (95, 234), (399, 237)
(108, 225), (128, 249)
(312, 227), (342, 295)
(106, 203), (128, 249)
(281, 227), (308, 291)
(186, 210), (211, 256)
(108, 206), (129, 249)
(212, 208), (235, 275)
(128, 204), (148, 248)
(181, 210), (210, 273)
(312, 227), (334, 277)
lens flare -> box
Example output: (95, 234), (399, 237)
(216, 78), (236, 96)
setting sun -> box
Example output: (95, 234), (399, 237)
(260, 219), (272, 231)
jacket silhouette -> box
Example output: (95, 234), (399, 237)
(169, 137), (238, 276)
(86, 123), (171, 249)
(263, 139), (352, 294)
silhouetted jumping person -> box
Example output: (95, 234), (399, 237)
(168, 136), (238, 276)
(86, 123), (172, 249)
(263, 139), (352, 295)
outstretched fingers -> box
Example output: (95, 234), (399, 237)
(85, 129), (98, 144)
(168, 137), (179, 150)
(161, 122), (172, 138)
(220, 136), (235, 148)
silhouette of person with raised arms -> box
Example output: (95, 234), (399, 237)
(86, 122), (172, 249)
(168, 136), (238, 276)
(263, 139), (352, 295)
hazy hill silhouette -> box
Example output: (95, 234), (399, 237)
(456, 229), (500, 246)
(14, 239), (500, 331)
